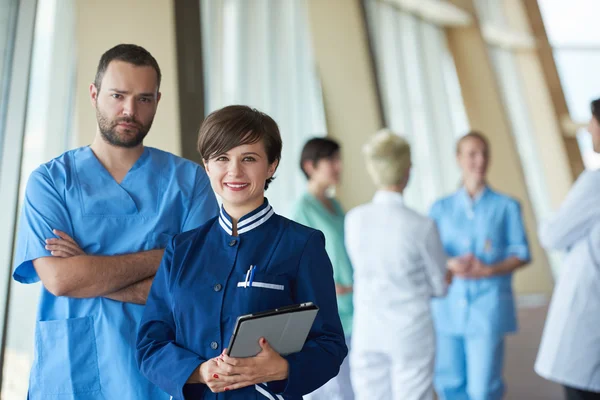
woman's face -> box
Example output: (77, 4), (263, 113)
(457, 137), (488, 184)
(589, 116), (600, 153)
(205, 140), (277, 216)
(307, 151), (342, 186)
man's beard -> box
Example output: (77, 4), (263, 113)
(96, 107), (153, 148)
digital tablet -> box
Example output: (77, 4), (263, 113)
(226, 302), (319, 358)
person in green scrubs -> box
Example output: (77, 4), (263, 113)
(291, 137), (354, 400)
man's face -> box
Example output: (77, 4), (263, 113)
(90, 60), (161, 148)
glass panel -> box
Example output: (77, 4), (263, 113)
(538, 0), (600, 47)
(488, 48), (552, 221)
(364, 0), (468, 213)
(538, 0), (600, 170)
(554, 50), (600, 169)
(201, 0), (326, 215)
(2, 0), (76, 396)
(0, 0), (19, 158)
(475, 0), (560, 275)
(554, 50), (600, 122)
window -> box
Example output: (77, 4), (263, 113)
(475, 0), (562, 277)
(201, 0), (327, 215)
(539, 0), (600, 170)
(364, 0), (469, 213)
(0, 0), (19, 158)
(1, 0), (76, 396)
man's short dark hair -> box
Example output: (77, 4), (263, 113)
(197, 105), (283, 190)
(94, 44), (161, 92)
(299, 137), (340, 179)
(592, 98), (600, 122)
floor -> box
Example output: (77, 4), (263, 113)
(504, 304), (563, 400)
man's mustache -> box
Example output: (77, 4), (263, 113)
(113, 118), (142, 128)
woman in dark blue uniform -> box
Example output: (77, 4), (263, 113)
(136, 105), (347, 400)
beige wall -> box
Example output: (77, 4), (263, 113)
(306, 0), (382, 210)
(74, 0), (181, 155)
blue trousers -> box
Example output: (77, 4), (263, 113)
(434, 334), (505, 400)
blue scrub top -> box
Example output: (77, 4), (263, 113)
(429, 187), (530, 336)
(13, 146), (218, 399)
(136, 200), (348, 400)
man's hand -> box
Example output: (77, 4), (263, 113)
(38, 229), (161, 303)
(45, 229), (85, 257)
(201, 338), (289, 393)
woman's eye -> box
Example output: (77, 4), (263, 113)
(243, 157), (256, 162)
(215, 156), (228, 162)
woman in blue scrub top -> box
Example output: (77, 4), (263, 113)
(136, 105), (347, 400)
(429, 131), (531, 400)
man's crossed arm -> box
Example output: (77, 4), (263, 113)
(33, 230), (163, 305)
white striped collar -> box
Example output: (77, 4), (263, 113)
(219, 200), (275, 236)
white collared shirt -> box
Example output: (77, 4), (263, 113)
(345, 190), (448, 354)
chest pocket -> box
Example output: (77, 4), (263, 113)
(235, 270), (292, 314)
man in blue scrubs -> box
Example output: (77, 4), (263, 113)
(13, 44), (218, 399)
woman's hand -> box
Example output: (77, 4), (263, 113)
(215, 338), (289, 392)
(335, 284), (352, 295)
(45, 229), (85, 257)
(447, 254), (473, 274)
(444, 269), (454, 285)
(461, 258), (492, 279)
(195, 358), (233, 393)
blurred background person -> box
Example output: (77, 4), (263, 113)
(291, 137), (354, 400)
(535, 98), (600, 400)
(429, 132), (531, 400)
(345, 129), (449, 400)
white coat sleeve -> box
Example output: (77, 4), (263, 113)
(420, 220), (448, 297)
(539, 171), (600, 250)
(343, 209), (358, 271)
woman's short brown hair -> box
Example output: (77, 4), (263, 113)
(197, 105), (282, 190)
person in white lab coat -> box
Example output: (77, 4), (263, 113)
(535, 98), (600, 400)
(345, 129), (449, 400)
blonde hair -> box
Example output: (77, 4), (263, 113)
(363, 129), (411, 187)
